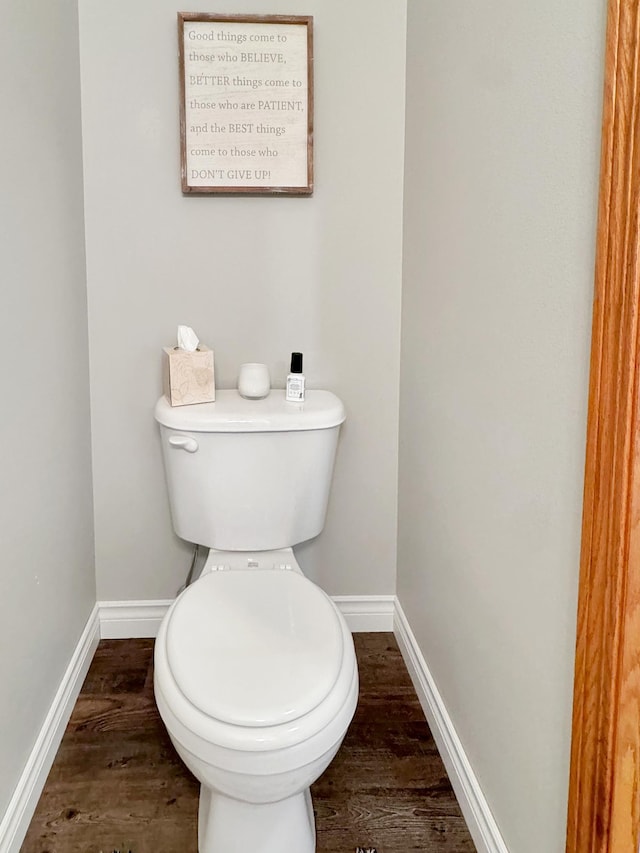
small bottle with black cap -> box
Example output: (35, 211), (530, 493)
(285, 352), (305, 402)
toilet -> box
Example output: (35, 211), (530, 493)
(153, 389), (358, 853)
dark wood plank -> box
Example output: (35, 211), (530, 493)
(21, 634), (475, 853)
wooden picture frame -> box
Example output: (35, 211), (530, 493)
(178, 13), (313, 195)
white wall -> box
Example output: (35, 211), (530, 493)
(78, 0), (407, 601)
(0, 0), (95, 819)
(398, 2), (605, 852)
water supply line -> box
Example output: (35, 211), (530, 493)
(178, 544), (207, 593)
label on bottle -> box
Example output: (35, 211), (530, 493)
(286, 374), (305, 402)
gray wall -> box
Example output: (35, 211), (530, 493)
(398, 2), (605, 851)
(78, 0), (407, 601)
(0, 3), (610, 848)
(0, 0), (95, 819)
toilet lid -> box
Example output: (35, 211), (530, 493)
(165, 570), (345, 728)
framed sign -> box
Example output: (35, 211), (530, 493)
(178, 13), (313, 195)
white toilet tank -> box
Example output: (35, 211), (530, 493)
(154, 389), (345, 551)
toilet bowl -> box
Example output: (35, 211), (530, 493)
(154, 555), (358, 853)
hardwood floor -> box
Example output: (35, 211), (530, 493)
(21, 634), (476, 853)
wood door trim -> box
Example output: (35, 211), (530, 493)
(567, 1), (640, 851)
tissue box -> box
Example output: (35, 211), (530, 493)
(163, 345), (215, 406)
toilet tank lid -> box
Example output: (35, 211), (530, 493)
(155, 389), (346, 432)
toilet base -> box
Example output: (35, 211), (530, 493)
(198, 784), (316, 853)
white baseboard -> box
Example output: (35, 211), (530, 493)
(0, 604), (100, 853)
(393, 600), (509, 853)
(332, 595), (395, 631)
(98, 594), (395, 638)
(99, 599), (174, 639)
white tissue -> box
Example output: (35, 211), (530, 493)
(177, 325), (199, 352)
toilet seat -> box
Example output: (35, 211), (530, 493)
(154, 570), (358, 766)
(165, 570), (344, 727)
